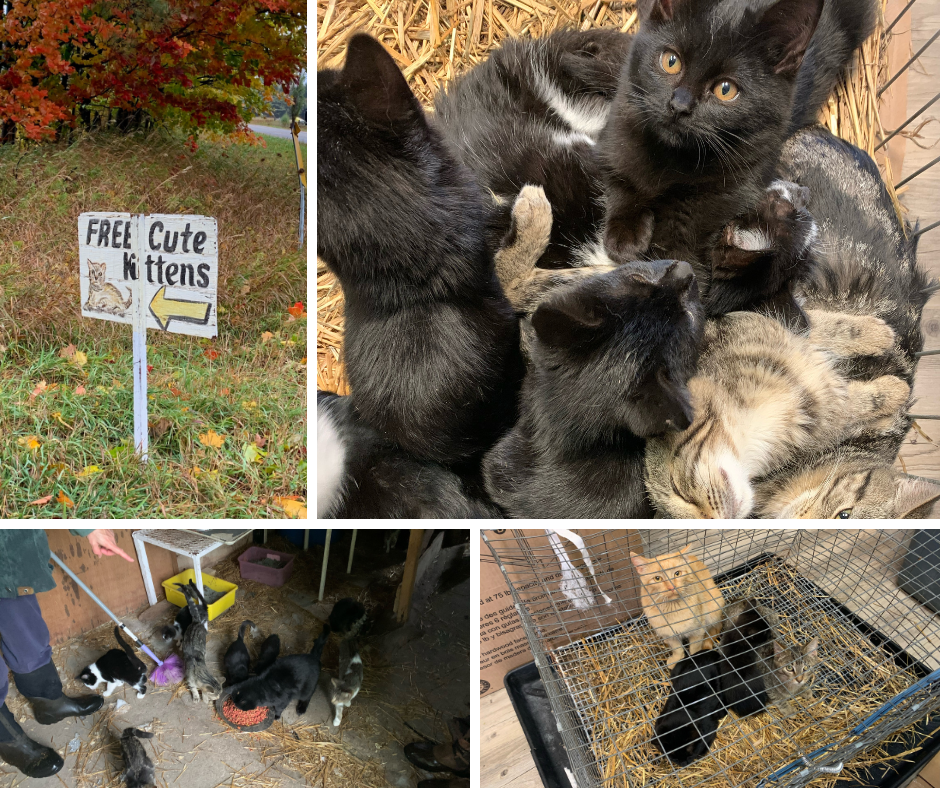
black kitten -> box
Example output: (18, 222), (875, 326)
(253, 634), (281, 676)
(718, 600), (771, 717)
(317, 34), (523, 466)
(653, 650), (727, 767)
(434, 29), (632, 268)
(482, 260), (703, 517)
(119, 728), (155, 788)
(317, 391), (501, 518)
(160, 602), (193, 645)
(78, 627), (148, 699)
(708, 179), (817, 325)
(599, 0), (875, 311)
(328, 598), (367, 638)
(223, 620), (257, 687)
(231, 628), (329, 720)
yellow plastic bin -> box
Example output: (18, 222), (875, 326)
(162, 569), (237, 622)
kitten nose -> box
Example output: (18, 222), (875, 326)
(670, 87), (694, 115)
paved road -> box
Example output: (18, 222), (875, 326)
(248, 124), (306, 143)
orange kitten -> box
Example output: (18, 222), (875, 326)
(630, 546), (724, 669)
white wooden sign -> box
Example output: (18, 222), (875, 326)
(78, 212), (220, 461)
(79, 213), (218, 337)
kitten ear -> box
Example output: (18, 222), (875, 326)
(894, 476), (940, 518)
(531, 292), (604, 349)
(753, 0), (824, 76)
(340, 34), (424, 128)
(679, 545), (692, 555)
(803, 638), (818, 658)
(638, 0), (676, 23)
(629, 552), (646, 570)
(773, 640), (783, 656)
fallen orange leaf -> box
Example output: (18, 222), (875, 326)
(59, 344), (76, 360)
(56, 491), (75, 508)
(198, 429), (225, 448)
(203, 348), (220, 360)
(29, 381), (48, 402)
(29, 495), (53, 505)
(75, 384), (87, 395)
(286, 302), (306, 319)
(275, 497), (307, 518)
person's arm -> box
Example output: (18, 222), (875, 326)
(84, 529), (135, 563)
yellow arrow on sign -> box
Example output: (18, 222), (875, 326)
(149, 286), (211, 330)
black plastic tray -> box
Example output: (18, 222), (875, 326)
(504, 552), (940, 788)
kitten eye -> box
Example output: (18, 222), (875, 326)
(712, 80), (739, 101)
(674, 571), (682, 577)
(835, 508), (853, 519)
(654, 575), (662, 581)
(660, 50), (682, 75)
(786, 666), (794, 672)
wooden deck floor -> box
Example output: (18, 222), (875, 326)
(894, 0), (940, 481)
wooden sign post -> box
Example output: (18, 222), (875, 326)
(78, 212), (218, 461)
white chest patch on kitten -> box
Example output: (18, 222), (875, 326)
(552, 131), (596, 148)
(731, 227), (773, 252)
(317, 408), (347, 517)
(533, 68), (609, 138)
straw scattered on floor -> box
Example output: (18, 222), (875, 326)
(551, 559), (936, 788)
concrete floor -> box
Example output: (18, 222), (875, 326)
(0, 530), (470, 788)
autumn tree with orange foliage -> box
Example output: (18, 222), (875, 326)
(0, 0), (305, 142)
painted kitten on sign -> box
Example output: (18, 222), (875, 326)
(84, 259), (131, 315)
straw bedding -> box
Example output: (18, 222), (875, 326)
(550, 558), (936, 788)
(315, 0), (903, 395)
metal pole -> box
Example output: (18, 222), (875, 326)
(876, 90), (940, 151)
(913, 219), (940, 239)
(895, 154), (940, 190)
(318, 529), (332, 602)
(885, 0), (918, 34)
(878, 30), (940, 97)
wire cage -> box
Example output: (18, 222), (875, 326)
(485, 529), (940, 788)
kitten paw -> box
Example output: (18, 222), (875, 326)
(495, 185), (553, 290)
(807, 311), (897, 356)
(604, 209), (654, 263)
(866, 376), (911, 416)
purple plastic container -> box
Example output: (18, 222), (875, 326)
(238, 546), (295, 587)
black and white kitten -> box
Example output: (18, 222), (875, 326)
(317, 391), (501, 518)
(653, 649), (727, 766)
(119, 728), (155, 788)
(599, 0), (875, 312)
(160, 600), (193, 645)
(434, 29), (632, 268)
(482, 259), (703, 518)
(317, 34), (523, 467)
(78, 627), (147, 699)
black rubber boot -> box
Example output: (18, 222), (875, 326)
(14, 659), (103, 724)
(0, 703), (64, 778)
(26, 694), (103, 725)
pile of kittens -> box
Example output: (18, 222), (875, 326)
(317, 0), (940, 519)
(633, 546), (818, 767)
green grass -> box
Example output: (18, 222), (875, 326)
(0, 129), (307, 518)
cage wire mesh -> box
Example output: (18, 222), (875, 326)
(485, 529), (940, 788)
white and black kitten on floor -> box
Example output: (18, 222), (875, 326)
(78, 627), (148, 699)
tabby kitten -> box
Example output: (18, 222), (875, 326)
(760, 638), (819, 715)
(645, 308), (911, 519)
(752, 126), (940, 518)
(599, 0), (875, 313)
(631, 546), (724, 669)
